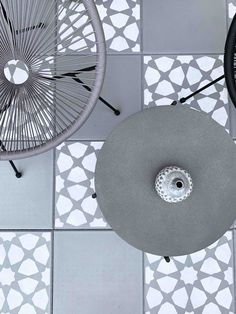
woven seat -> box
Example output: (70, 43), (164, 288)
(0, 0), (105, 160)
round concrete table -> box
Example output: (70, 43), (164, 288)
(95, 106), (236, 256)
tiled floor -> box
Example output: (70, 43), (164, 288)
(0, 232), (51, 313)
(1, 0), (236, 313)
(145, 231), (234, 313)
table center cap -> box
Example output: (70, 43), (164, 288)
(155, 166), (193, 203)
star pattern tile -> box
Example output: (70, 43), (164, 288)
(0, 232), (51, 314)
(96, 0), (140, 52)
(144, 55), (229, 130)
(145, 231), (234, 314)
(228, 0), (236, 25)
(55, 141), (109, 229)
(57, 0), (97, 53)
(57, 0), (140, 54)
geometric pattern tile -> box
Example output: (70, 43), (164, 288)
(145, 231), (234, 314)
(57, 0), (97, 53)
(57, 0), (140, 53)
(228, 0), (236, 25)
(144, 55), (229, 130)
(0, 232), (51, 314)
(55, 142), (110, 229)
(96, 0), (140, 52)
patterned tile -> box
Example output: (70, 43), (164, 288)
(96, 0), (140, 53)
(57, 0), (140, 54)
(228, 0), (236, 25)
(144, 55), (229, 130)
(145, 231), (234, 313)
(57, 0), (97, 53)
(0, 232), (51, 313)
(55, 141), (109, 229)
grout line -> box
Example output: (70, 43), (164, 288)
(50, 230), (55, 314)
(53, 228), (113, 232)
(68, 52), (225, 57)
(103, 52), (224, 56)
(66, 139), (105, 143)
(0, 229), (53, 232)
(141, 52), (225, 56)
(1, 227), (234, 232)
(66, 53), (142, 57)
(106, 52), (141, 56)
(0, 228), (114, 232)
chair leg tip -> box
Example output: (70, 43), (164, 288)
(114, 110), (120, 116)
(16, 172), (22, 178)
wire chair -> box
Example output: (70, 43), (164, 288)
(0, 0), (107, 161)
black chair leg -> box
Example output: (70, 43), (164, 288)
(48, 66), (121, 116)
(179, 75), (225, 104)
(8, 160), (22, 178)
(0, 141), (22, 179)
(98, 96), (120, 116)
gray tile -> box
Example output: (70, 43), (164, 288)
(0, 232), (51, 313)
(53, 231), (143, 314)
(0, 151), (53, 229)
(143, 0), (227, 54)
(71, 55), (142, 140)
(145, 231), (234, 313)
(55, 141), (109, 229)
